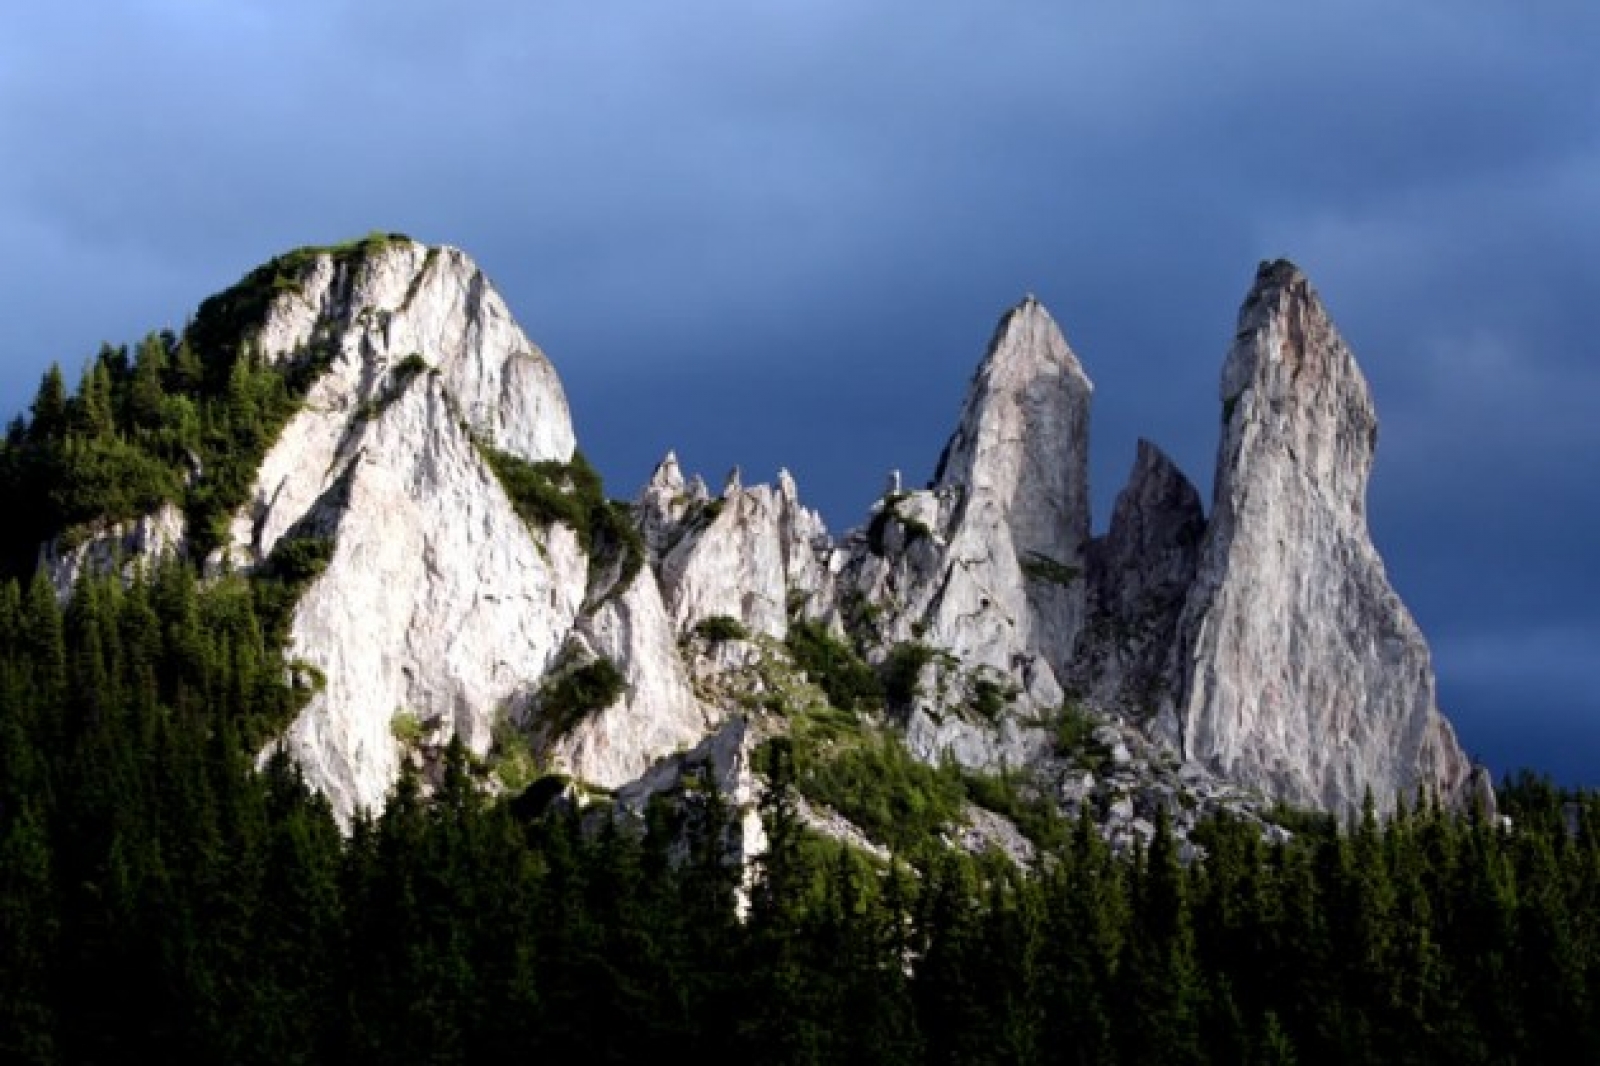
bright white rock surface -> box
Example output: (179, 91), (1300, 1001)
(1174, 261), (1480, 813)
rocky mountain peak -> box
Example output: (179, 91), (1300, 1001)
(203, 238), (591, 821)
(647, 451), (686, 495)
(934, 296), (1092, 531)
(927, 294), (1094, 680)
(637, 451), (694, 559)
(1101, 439), (1205, 591)
(1075, 439), (1204, 731)
(248, 237), (576, 466)
(1220, 258), (1376, 516)
(1176, 261), (1479, 813)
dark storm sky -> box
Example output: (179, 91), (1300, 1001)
(3, 2), (1596, 782)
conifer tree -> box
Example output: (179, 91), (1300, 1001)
(0, 801), (57, 1066)
(739, 737), (827, 1065)
(1117, 810), (1203, 1065)
(129, 333), (169, 431)
(27, 364), (68, 442)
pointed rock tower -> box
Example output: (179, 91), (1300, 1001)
(830, 296), (1093, 768)
(1077, 439), (1205, 730)
(1175, 260), (1481, 812)
(930, 295), (1094, 679)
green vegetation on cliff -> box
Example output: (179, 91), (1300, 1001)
(0, 237), (410, 574)
(478, 445), (644, 597)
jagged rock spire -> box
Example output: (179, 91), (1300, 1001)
(1175, 259), (1480, 813)
(1077, 439), (1205, 727)
(648, 451), (685, 494)
(927, 294), (1094, 681)
(934, 295), (1093, 569)
(655, 463), (833, 640)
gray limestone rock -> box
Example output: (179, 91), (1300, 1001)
(31, 238), (1492, 844)
(635, 451), (698, 562)
(831, 297), (1093, 770)
(273, 359), (587, 824)
(925, 295), (1093, 685)
(232, 241), (591, 823)
(1077, 439), (1205, 734)
(1174, 260), (1482, 814)
(42, 502), (187, 601)
(655, 466), (834, 639)
(549, 568), (714, 789)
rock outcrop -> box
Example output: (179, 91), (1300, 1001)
(833, 297), (1093, 744)
(653, 464), (834, 640)
(42, 502), (187, 601)
(549, 567), (713, 789)
(929, 294), (1093, 681)
(232, 242), (591, 821)
(1174, 260), (1479, 813)
(1076, 440), (1205, 734)
(31, 238), (1484, 836)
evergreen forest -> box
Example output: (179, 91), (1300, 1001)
(1, 559), (1599, 1064)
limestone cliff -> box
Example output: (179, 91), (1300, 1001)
(654, 465), (835, 640)
(1174, 260), (1480, 812)
(547, 566), (713, 789)
(230, 241), (590, 820)
(832, 297), (1092, 755)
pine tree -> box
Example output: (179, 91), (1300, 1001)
(739, 737), (826, 1064)
(77, 359), (116, 439)
(27, 364), (68, 442)
(914, 851), (993, 1066)
(1117, 810), (1203, 1065)
(0, 801), (58, 1065)
(1038, 811), (1121, 1065)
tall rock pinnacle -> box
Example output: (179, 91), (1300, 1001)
(935, 295), (1093, 591)
(929, 295), (1094, 679)
(1077, 439), (1205, 729)
(1175, 260), (1480, 812)
(823, 296), (1093, 771)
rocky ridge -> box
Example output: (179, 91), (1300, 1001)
(43, 239), (1487, 854)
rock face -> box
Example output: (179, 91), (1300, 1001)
(250, 243), (574, 465)
(1174, 260), (1478, 813)
(233, 242), (591, 821)
(655, 467), (835, 640)
(1077, 439), (1205, 732)
(924, 295), (1092, 683)
(834, 297), (1093, 735)
(43, 502), (187, 601)
(548, 568), (712, 789)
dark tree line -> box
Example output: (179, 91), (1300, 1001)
(1, 565), (1599, 1064)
